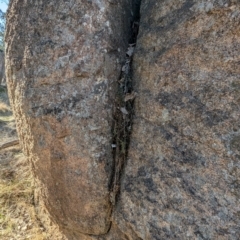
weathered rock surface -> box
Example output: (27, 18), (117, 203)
(5, 0), (133, 236)
(114, 0), (240, 239)
(6, 0), (240, 239)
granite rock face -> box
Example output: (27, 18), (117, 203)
(5, 0), (133, 236)
(114, 0), (240, 239)
(6, 0), (240, 239)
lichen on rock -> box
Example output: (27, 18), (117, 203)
(113, 1), (240, 239)
(6, 0), (134, 236)
(5, 0), (240, 239)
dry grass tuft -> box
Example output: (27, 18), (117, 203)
(0, 86), (47, 240)
(0, 102), (10, 113)
(0, 147), (47, 240)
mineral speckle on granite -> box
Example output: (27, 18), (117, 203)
(6, 0), (133, 237)
(5, 0), (240, 239)
(113, 0), (240, 239)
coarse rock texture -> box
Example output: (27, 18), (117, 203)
(114, 0), (240, 239)
(5, 0), (240, 239)
(5, 0), (133, 237)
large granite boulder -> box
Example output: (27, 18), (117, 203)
(6, 0), (240, 239)
(114, 1), (240, 239)
(5, 0), (133, 236)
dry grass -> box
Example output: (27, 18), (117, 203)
(0, 86), (46, 240)
(0, 147), (47, 240)
(0, 101), (10, 113)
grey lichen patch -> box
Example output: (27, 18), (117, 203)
(204, 110), (229, 127)
(157, 89), (230, 127)
(230, 135), (240, 152)
(173, 144), (206, 166)
(232, 81), (240, 91)
(31, 95), (83, 120)
(94, 81), (107, 95)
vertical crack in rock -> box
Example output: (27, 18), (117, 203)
(5, 0), (142, 237)
(110, 0), (142, 207)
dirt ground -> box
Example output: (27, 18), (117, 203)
(0, 85), (47, 240)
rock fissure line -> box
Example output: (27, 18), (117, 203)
(6, 0), (240, 238)
(110, 0), (141, 207)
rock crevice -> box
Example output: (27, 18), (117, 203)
(5, 0), (138, 237)
(5, 0), (240, 239)
(109, 0), (142, 208)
